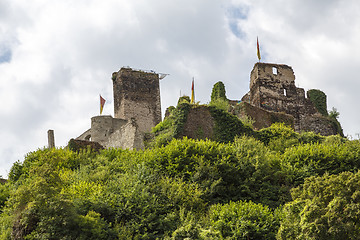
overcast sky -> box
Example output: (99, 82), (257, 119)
(1, 0), (360, 177)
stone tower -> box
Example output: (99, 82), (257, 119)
(112, 67), (161, 133)
(245, 62), (327, 133)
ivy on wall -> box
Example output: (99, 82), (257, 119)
(211, 81), (228, 102)
(148, 97), (192, 147)
(209, 106), (253, 143)
(307, 89), (328, 116)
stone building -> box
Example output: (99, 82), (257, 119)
(112, 68), (161, 133)
(76, 67), (162, 149)
(241, 62), (339, 135)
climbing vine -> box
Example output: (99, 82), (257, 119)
(208, 106), (253, 143)
(211, 81), (228, 102)
(307, 89), (328, 116)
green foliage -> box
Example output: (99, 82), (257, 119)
(206, 200), (280, 240)
(146, 137), (289, 207)
(256, 123), (301, 153)
(210, 81), (229, 111)
(208, 98), (229, 111)
(298, 131), (324, 144)
(328, 107), (344, 136)
(177, 95), (190, 105)
(0, 183), (9, 213)
(307, 89), (328, 116)
(211, 81), (227, 102)
(149, 100), (191, 147)
(238, 114), (255, 129)
(278, 171), (360, 240)
(257, 123), (298, 145)
(282, 140), (360, 185)
(209, 106), (253, 143)
(1, 126), (357, 239)
(329, 107), (340, 119)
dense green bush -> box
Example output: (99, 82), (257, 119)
(206, 200), (280, 240)
(282, 140), (360, 186)
(278, 171), (360, 240)
(1, 121), (357, 239)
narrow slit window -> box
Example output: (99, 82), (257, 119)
(283, 89), (286, 96)
(272, 67), (278, 75)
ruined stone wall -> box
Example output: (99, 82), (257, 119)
(180, 106), (215, 140)
(299, 114), (338, 136)
(248, 63), (321, 132)
(76, 115), (144, 149)
(89, 116), (127, 146)
(231, 102), (294, 130)
(112, 68), (161, 133)
(107, 118), (144, 150)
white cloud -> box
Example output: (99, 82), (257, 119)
(1, 0), (360, 177)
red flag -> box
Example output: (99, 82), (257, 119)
(257, 37), (261, 61)
(100, 95), (106, 115)
(191, 78), (195, 104)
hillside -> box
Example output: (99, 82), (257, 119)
(1, 110), (360, 239)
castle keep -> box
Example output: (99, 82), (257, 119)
(112, 68), (161, 133)
(76, 68), (161, 149)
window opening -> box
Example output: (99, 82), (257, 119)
(272, 67), (278, 75)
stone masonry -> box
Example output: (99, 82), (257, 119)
(241, 62), (338, 136)
(112, 68), (161, 133)
(76, 67), (161, 149)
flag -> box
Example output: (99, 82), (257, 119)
(100, 95), (106, 115)
(191, 78), (195, 104)
(257, 36), (261, 61)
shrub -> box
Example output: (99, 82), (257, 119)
(278, 171), (360, 240)
(206, 200), (280, 240)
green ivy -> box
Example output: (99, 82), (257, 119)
(208, 106), (253, 143)
(210, 81), (227, 102)
(307, 89), (328, 116)
(148, 98), (191, 147)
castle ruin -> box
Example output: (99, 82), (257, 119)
(241, 62), (339, 135)
(76, 68), (162, 149)
(74, 62), (340, 151)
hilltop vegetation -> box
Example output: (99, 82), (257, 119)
(1, 115), (360, 239)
